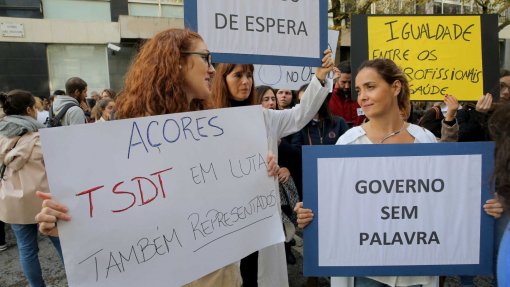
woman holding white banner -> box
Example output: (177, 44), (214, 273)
(211, 52), (333, 287)
(34, 28), (286, 287)
(294, 58), (503, 287)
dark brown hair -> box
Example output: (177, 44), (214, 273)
(256, 85), (275, 107)
(211, 64), (257, 108)
(65, 77), (87, 96)
(489, 103), (510, 210)
(0, 90), (35, 116)
(357, 58), (410, 113)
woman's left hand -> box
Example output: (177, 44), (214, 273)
(443, 94), (459, 121)
(266, 151), (279, 177)
(278, 167), (290, 183)
(315, 49), (334, 83)
(483, 196), (504, 219)
(294, 202), (314, 229)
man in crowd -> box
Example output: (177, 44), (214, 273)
(50, 77), (88, 126)
(328, 60), (365, 127)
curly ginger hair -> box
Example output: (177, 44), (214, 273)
(115, 29), (210, 119)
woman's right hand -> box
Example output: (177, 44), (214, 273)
(294, 202), (314, 229)
(475, 93), (493, 113)
(35, 191), (71, 237)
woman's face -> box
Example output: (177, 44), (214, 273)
(500, 75), (510, 102)
(260, 89), (276, 109)
(355, 67), (400, 119)
(102, 102), (115, 120)
(225, 65), (253, 102)
(276, 89), (293, 109)
(182, 39), (215, 102)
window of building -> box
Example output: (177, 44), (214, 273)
(42, 0), (110, 21)
(0, 0), (43, 18)
(128, 0), (183, 18)
(433, 0), (473, 14)
(128, 0), (183, 3)
(47, 44), (110, 94)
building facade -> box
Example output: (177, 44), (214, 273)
(0, 0), (184, 97)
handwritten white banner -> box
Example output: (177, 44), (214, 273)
(40, 106), (284, 287)
(254, 30), (339, 90)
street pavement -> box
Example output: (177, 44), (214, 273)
(0, 224), (495, 287)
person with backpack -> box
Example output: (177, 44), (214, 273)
(0, 90), (63, 287)
(48, 77), (87, 127)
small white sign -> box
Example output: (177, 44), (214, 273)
(1, 23), (24, 37)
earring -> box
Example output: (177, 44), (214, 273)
(179, 65), (182, 69)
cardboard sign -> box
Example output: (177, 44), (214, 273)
(40, 106), (284, 287)
(184, 0), (328, 66)
(351, 15), (500, 101)
(302, 142), (494, 276)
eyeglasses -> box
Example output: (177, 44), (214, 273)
(181, 51), (212, 68)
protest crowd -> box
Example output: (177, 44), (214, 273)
(0, 17), (509, 287)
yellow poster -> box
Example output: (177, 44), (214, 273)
(368, 16), (483, 101)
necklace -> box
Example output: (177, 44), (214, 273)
(379, 121), (407, 143)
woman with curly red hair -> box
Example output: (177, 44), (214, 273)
(35, 28), (281, 287)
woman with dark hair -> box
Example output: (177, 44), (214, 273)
(35, 28), (282, 287)
(500, 69), (510, 103)
(295, 58), (502, 287)
(212, 50), (334, 287)
(211, 64), (258, 108)
(257, 85), (277, 110)
(275, 89), (296, 110)
(489, 103), (510, 286)
(292, 83), (349, 146)
(0, 89), (62, 287)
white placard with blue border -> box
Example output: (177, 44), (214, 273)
(184, 0), (328, 66)
(302, 142), (495, 276)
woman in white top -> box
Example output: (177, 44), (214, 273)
(295, 58), (502, 287)
(211, 51), (333, 287)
